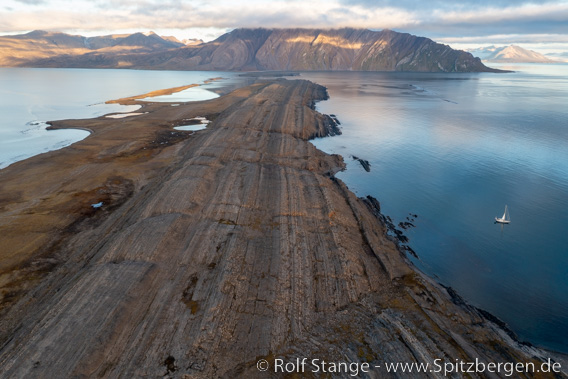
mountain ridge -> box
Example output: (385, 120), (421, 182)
(1, 28), (501, 72)
(0, 29), (183, 66)
(469, 44), (557, 63)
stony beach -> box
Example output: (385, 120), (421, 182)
(0, 78), (564, 377)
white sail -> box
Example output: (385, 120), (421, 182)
(495, 205), (510, 224)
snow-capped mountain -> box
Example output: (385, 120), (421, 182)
(181, 38), (204, 46)
(469, 45), (557, 63)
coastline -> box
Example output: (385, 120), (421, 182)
(105, 83), (202, 104)
(1, 78), (223, 170)
(45, 123), (95, 134)
(0, 79), (565, 377)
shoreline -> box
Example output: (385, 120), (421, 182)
(45, 122), (95, 134)
(1, 78), (224, 170)
(105, 83), (199, 104)
(0, 79), (565, 376)
(106, 77), (223, 104)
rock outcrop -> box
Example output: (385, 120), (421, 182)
(0, 79), (558, 377)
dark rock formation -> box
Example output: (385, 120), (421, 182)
(352, 155), (371, 172)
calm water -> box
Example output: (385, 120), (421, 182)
(0, 68), (238, 168)
(302, 65), (568, 353)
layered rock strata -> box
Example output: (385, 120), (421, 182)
(0, 80), (560, 377)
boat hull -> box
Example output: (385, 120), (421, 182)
(495, 217), (510, 224)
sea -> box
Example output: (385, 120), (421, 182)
(301, 64), (568, 353)
(1, 65), (567, 353)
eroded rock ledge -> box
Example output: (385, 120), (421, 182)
(0, 80), (562, 378)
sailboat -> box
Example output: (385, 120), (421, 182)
(495, 205), (511, 224)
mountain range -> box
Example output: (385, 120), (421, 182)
(0, 30), (185, 67)
(468, 45), (557, 63)
(0, 28), (500, 72)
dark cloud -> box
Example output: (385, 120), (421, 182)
(411, 24), (568, 42)
(336, 0), (568, 40)
(341, 0), (561, 10)
(406, 19), (568, 39)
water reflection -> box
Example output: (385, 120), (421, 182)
(301, 67), (568, 353)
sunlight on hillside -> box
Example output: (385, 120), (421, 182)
(285, 35), (364, 50)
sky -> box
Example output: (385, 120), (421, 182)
(1, 0), (568, 55)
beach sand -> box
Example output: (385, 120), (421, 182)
(0, 79), (564, 377)
(105, 83), (200, 104)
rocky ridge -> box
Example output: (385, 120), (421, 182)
(1, 28), (500, 72)
(0, 79), (561, 377)
(0, 30), (183, 67)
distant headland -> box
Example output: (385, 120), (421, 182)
(0, 28), (503, 72)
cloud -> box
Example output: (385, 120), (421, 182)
(12, 0), (45, 4)
(403, 2), (568, 40)
(438, 33), (568, 45)
(0, 1), (414, 31)
(432, 2), (568, 24)
(0, 0), (567, 49)
(341, 0), (563, 11)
